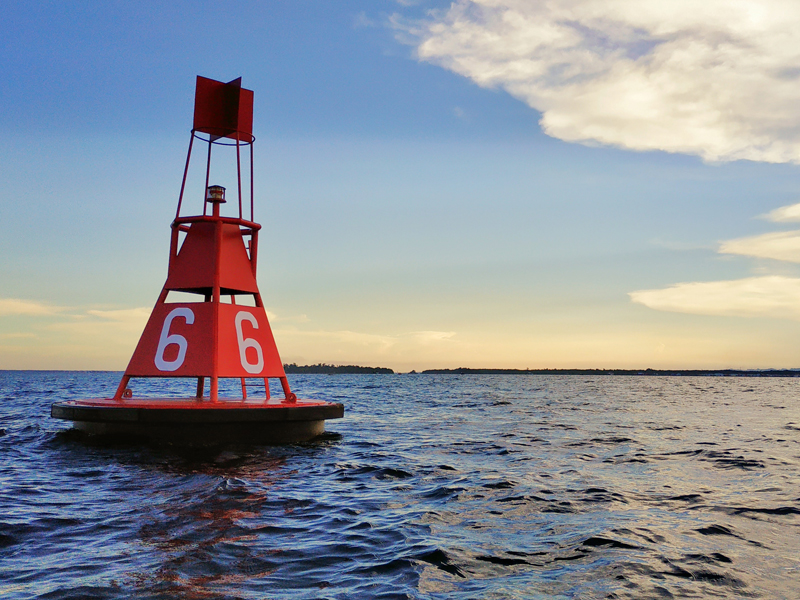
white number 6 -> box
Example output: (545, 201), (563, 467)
(154, 307), (195, 372)
(235, 311), (264, 374)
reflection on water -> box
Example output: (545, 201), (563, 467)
(1, 371), (799, 599)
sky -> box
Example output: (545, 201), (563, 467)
(4, 0), (800, 371)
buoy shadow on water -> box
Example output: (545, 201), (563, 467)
(51, 76), (344, 444)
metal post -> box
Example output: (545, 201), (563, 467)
(203, 140), (212, 216)
(113, 375), (131, 400)
(236, 137), (243, 219)
(176, 132), (195, 219)
(280, 377), (297, 403)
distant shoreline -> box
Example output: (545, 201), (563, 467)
(419, 368), (800, 377)
(283, 363), (394, 374)
(284, 365), (800, 377)
(3, 367), (800, 377)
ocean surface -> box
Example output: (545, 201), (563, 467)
(1, 371), (799, 599)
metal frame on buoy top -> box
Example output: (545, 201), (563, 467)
(51, 76), (343, 443)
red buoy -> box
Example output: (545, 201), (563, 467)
(51, 76), (343, 443)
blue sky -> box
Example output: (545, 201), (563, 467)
(4, 0), (800, 370)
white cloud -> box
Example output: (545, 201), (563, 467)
(630, 276), (800, 319)
(267, 311), (309, 324)
(275, 328), (398, 351)
(0, 298), (65, 316)
(353, 11), (376, 28)
(720, 230), (800, 263)
(275, 327), (458, 364)
(402, 0), (800, 162)
(407, 330), (456, 344)
(45, 307), (151, 339)
(86, 307), (151, 324)
(761, 202), (800, 222)
(279, 328), (456, 348)
(0, 299), (151, 342)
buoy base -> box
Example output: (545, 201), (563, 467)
(51, 397), (344, 445)
(68, 418), (326, 444)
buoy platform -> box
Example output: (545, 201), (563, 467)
(51, 398), (343, 444)
(51, 75), (344, 444)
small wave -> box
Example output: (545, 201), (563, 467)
(476, 554), (531, 566)
(696, 524), (737, 536)
(482, 480), (516, 489)
(415, 548), (465, 577)
(581, 536), (639, 550)
(731, 505), (800, 516)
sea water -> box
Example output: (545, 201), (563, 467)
(0, 371), (798, 599)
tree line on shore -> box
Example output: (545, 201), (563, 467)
(283, 364), (800, 377)
(421, 368), (800, 376)
(283, 363), (394, 374)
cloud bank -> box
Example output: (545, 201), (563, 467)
(720, 230), (800, 263)
(0, 299), (150, 345)
(0, 299), (65, 317)
(630, 276), (800, 320)
(761, 201), (800, 222)
(632, 201), (800, 319)
(406, 0), (800, 162)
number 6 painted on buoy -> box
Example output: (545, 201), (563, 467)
(154, 307), (195, 371)
(235, 311), (264, 374)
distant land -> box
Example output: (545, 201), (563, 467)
(282, 365), (800, 376)
(283, 363), (394, 374)
(420, 368), (800, 377)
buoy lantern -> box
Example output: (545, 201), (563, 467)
(51, 76), (344, 443)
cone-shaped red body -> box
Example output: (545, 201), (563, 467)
(123, 217), (285, 382)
